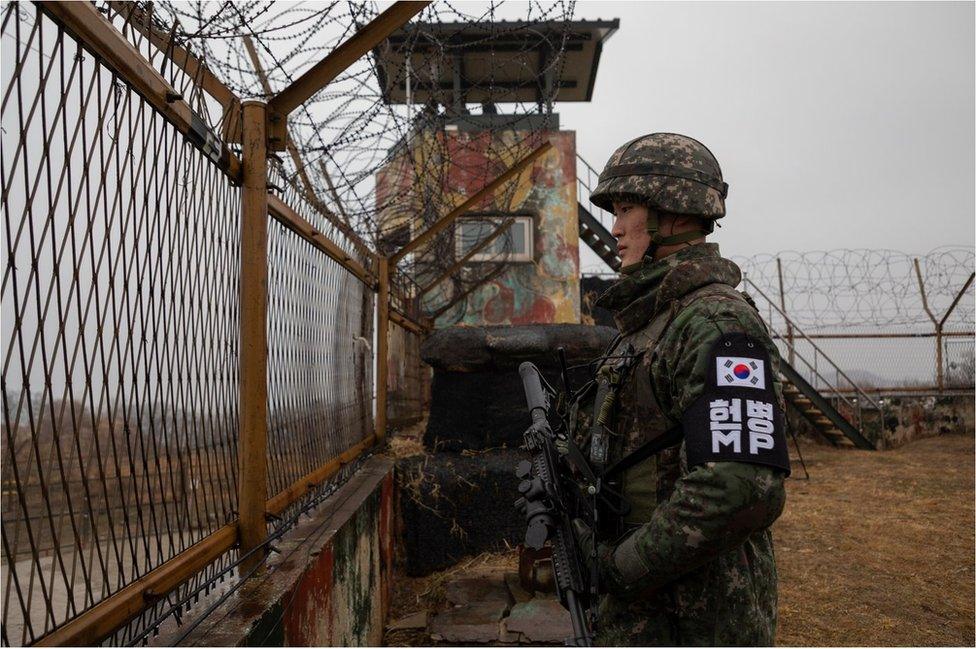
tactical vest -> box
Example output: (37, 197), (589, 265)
(597, 282), (753, 527)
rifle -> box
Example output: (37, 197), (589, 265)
(514, 361), (595, 646)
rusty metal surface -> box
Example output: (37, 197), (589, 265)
(238, 100), (270, 576)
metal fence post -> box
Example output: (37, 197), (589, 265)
(913, 258), (942, 391)
(239, 99), (269, 574)
(377, 256), (390, 439)
(776, 257), (795, 365)
(938, 272), (976, 390)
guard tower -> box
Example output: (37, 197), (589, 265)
(373, 19), (618, 327)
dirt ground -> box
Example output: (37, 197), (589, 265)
(387, 433), (975, 646)
(775, 433), (974, 646)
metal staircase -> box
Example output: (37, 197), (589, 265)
(780, 364), (869, 449)
(577, 154), (621, 270)
(742, 277), (880, 450)
(578, 203), (620, 270)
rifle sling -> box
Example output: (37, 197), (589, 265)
(604, 426), (683, 479)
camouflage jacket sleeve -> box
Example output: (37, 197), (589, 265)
(605, 298), (788, 595)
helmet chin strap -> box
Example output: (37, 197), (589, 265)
(620, 211), (713, 274)
(646, 209), (712, 254)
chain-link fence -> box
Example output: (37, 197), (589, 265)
(2, 2), (412, 645)
(2, 0), (570, 642)
(1, 5), (247, 644)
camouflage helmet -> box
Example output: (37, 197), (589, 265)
(589, 133), (728, 221)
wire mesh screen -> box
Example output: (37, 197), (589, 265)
(387, 323), (426, 428)
(1, 4), (240, 645)
(265, 201), (375, 505)
(770, 336), (976, 393)
(5, 0), (576, 643)
(96, 1), (240, 155)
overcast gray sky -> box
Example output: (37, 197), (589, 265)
(559, 1), (975, 272)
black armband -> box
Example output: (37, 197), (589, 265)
(681, 333), (791, 475)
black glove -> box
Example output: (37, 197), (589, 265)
(572, 519), (612, 584)
(572, 518), (646, 600)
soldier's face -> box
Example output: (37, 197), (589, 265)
(610, 200), (651, 267)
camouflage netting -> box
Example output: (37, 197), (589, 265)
(396, 449), (525, 576)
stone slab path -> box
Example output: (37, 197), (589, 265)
(386, 560), (574, 646)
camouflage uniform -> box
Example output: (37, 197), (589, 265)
(587, 243), (787, 646)
(580, 134), (789, 646)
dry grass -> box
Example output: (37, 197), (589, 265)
(776, 433), (974, 646)
(387, 418), (429, 459)
(388, 435), (427, 460)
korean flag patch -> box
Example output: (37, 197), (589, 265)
(681, 332), (790, 475)
(716, 356), (765, 389)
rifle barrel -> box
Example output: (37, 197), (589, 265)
(519, 362), (549, 421)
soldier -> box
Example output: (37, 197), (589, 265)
(574, 133), (791, 646)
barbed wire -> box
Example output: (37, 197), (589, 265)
(134, 0), (576, 319)
(734, 247), (974, 332)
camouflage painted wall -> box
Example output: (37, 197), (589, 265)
(175, 459), (395, 647)
(376, 129), (581, 327)
(872, 395), (974, 449)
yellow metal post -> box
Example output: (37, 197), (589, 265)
(243, 36), (373, 257)
(34, 525), (238, 646)
(239, 100), (270, 574)
(376, 257), (391, 439)
(269, 2), (430, 118)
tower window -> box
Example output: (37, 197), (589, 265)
(456, 214), (534, 263)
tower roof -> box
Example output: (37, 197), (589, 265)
(373, 19), (619, 106)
